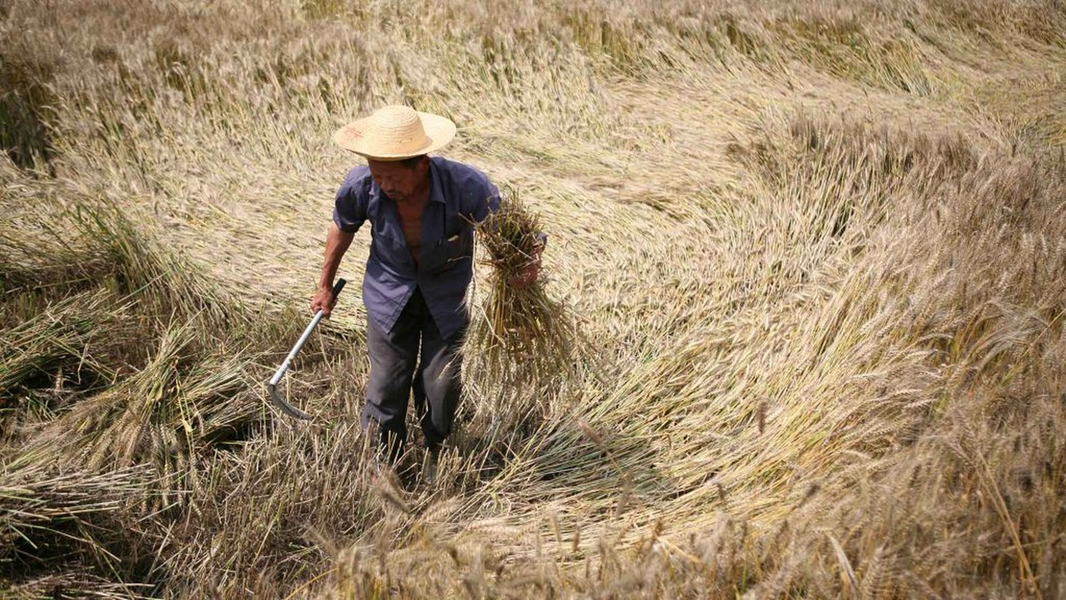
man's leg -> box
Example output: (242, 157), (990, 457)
(417, 319), (466, 452)
(363, 300), (420, 463)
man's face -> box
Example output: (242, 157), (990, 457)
(367, 158), (429, 204)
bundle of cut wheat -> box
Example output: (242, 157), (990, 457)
(466, 191), (581, 440)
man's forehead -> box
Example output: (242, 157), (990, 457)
(368, 159), (418, 175)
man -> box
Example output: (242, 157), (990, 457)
(310, 105), (540, 478)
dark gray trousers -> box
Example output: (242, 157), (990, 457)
(362, 287), (465, 461)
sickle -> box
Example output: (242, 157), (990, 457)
(267, 278), (346, 420)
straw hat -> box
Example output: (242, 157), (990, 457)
(332, 105), (456, 161)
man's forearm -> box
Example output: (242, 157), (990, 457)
(319, 222), (355, 289)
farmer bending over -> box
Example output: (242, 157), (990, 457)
(311, 105), (541, 478)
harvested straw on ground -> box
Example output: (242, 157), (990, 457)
(0, 452), (151, 591)
(4, 0), (1066, 596)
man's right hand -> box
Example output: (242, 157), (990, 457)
(311, 285), (338, 317)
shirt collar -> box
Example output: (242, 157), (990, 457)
(428, 157), (446, 205)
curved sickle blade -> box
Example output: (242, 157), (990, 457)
(267, 382), (312, 420)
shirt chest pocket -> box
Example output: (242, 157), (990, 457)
(420, 227), (474, 275)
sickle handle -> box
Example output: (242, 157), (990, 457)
(267, 278), (347, 420)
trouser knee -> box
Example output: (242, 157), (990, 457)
(363, 387), (410, 463)
(419, 354), (463, 448)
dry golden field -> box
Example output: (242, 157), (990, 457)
(2, 0), (1065, 598)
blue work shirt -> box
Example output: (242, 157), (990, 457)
(333, 156), (500, 339)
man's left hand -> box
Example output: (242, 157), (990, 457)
(508, 235), (546, 290)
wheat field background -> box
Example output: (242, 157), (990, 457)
(1, 0), (1065, 598)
